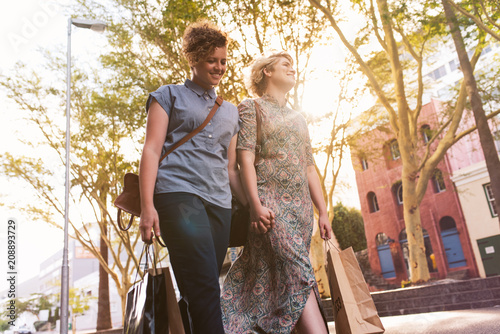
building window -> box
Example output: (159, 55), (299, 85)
(449, 59), (459, 72)
(361, 158), (369, 171)
(484, 183), (498, 217)
(392, 181), (403, 205)
(481, 45), (492, 56)
(368, 192), (380, 213)
(421, 125), (432, 144)
(432, 169), (446, 193)
(428, 65), (447, 80)
(396, 183), (403, 205)
(390, 139), (400, 160)
(376, 233), (392, 245)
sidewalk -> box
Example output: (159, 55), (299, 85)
(36, 307), (500, 333)
(327, 306), (500, 334)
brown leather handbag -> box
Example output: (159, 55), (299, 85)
(228, 100), (262, 247)
(114, 96), (223, 232)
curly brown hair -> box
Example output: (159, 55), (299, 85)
(182, 20), (228, 67)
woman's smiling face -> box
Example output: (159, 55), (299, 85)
(266, 56), (296, 92)
(191, 46), (227, 90)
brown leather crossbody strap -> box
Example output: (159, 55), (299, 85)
(254, 101), (263, 165)
(158, 96), (223, 164)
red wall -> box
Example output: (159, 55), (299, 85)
(351, 100), (479, 283)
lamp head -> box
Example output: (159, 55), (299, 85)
(71, 18), (107, 33)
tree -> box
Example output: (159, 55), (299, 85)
(1, 293), (56, 324)
(0, 319), (11, 332)
(331, 202), (367, 252)
(307, 57), (370, 296)
(445, 0), (500, 42)
(442, 0), (500, 224)
(0, 55), (143, 322)
(69, 288), (94, 334)
(211, 0), (328, 108)
(308, 0), (498, 282)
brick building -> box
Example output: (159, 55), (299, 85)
(350, 99), (481, 284)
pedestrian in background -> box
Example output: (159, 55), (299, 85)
(221, 51), (332, 333)
(138, 20), (246, 334)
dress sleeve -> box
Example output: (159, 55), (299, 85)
(145, 85), (172, 117)
(236, 99), (257, 152)
(304, 123), (315, 166)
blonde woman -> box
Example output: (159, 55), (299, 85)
(221, 52), (332, 333)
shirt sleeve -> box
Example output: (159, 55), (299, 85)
(146, 85), (172, 117)
(236, 99), (257, 152)
(225, 101), (240, 138)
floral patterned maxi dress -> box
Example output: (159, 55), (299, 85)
(221, 95), (326, 333)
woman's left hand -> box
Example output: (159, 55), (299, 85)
(249, 205), (275, 234)
(318, 213), (332, 240)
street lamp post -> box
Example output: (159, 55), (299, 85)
(61, 17), (107, 334)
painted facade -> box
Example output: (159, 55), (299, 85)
(452, 158), (500, 278)
(351, 99), (481, 284)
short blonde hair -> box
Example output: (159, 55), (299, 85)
(246, 51), (294, 97)
(182, 20), (228, 67)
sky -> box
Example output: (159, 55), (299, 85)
(0, 0), (363, 293)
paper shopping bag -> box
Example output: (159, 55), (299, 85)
(326, 244), (385, 334)
(123, 242), (184, 334)
(149, 267), (185, 334)
(123, 270), (168, 334)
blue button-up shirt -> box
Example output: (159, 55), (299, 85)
(146, 79), (239, 208)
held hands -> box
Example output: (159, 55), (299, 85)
(139, 206), (161, 244)
(318, 213), (333, 240)
(250, 204), (275, 234)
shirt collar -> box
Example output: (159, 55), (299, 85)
(185, 79), (216, 99)
(261, 93), (288, 108)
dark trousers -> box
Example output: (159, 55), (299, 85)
(154, 192), (231, 334)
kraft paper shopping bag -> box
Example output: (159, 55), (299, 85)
(326, 243), (385, 334)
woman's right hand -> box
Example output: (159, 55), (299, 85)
(139, 206), (160, 244)
(250, 204), (275, 234)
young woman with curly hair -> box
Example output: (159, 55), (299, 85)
(138, 20), (247, 334)
(221, 51), (332, 333)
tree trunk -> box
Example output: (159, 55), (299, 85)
(443, 0), (500, 224)
(96, 232), (112, 330)
(402, 171), (430, 283)
(377, 0), (431, 283)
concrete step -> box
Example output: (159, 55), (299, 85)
(322, 275), (500, 321)
(355, 249), (399, 291)
(446, 269), (469, 280)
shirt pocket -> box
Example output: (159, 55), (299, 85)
(209, 109), (237, 150)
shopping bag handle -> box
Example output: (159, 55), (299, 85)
(131, 242), (163, 284)
(324, 239), (340, 252)
(324, 240), (340, 270)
